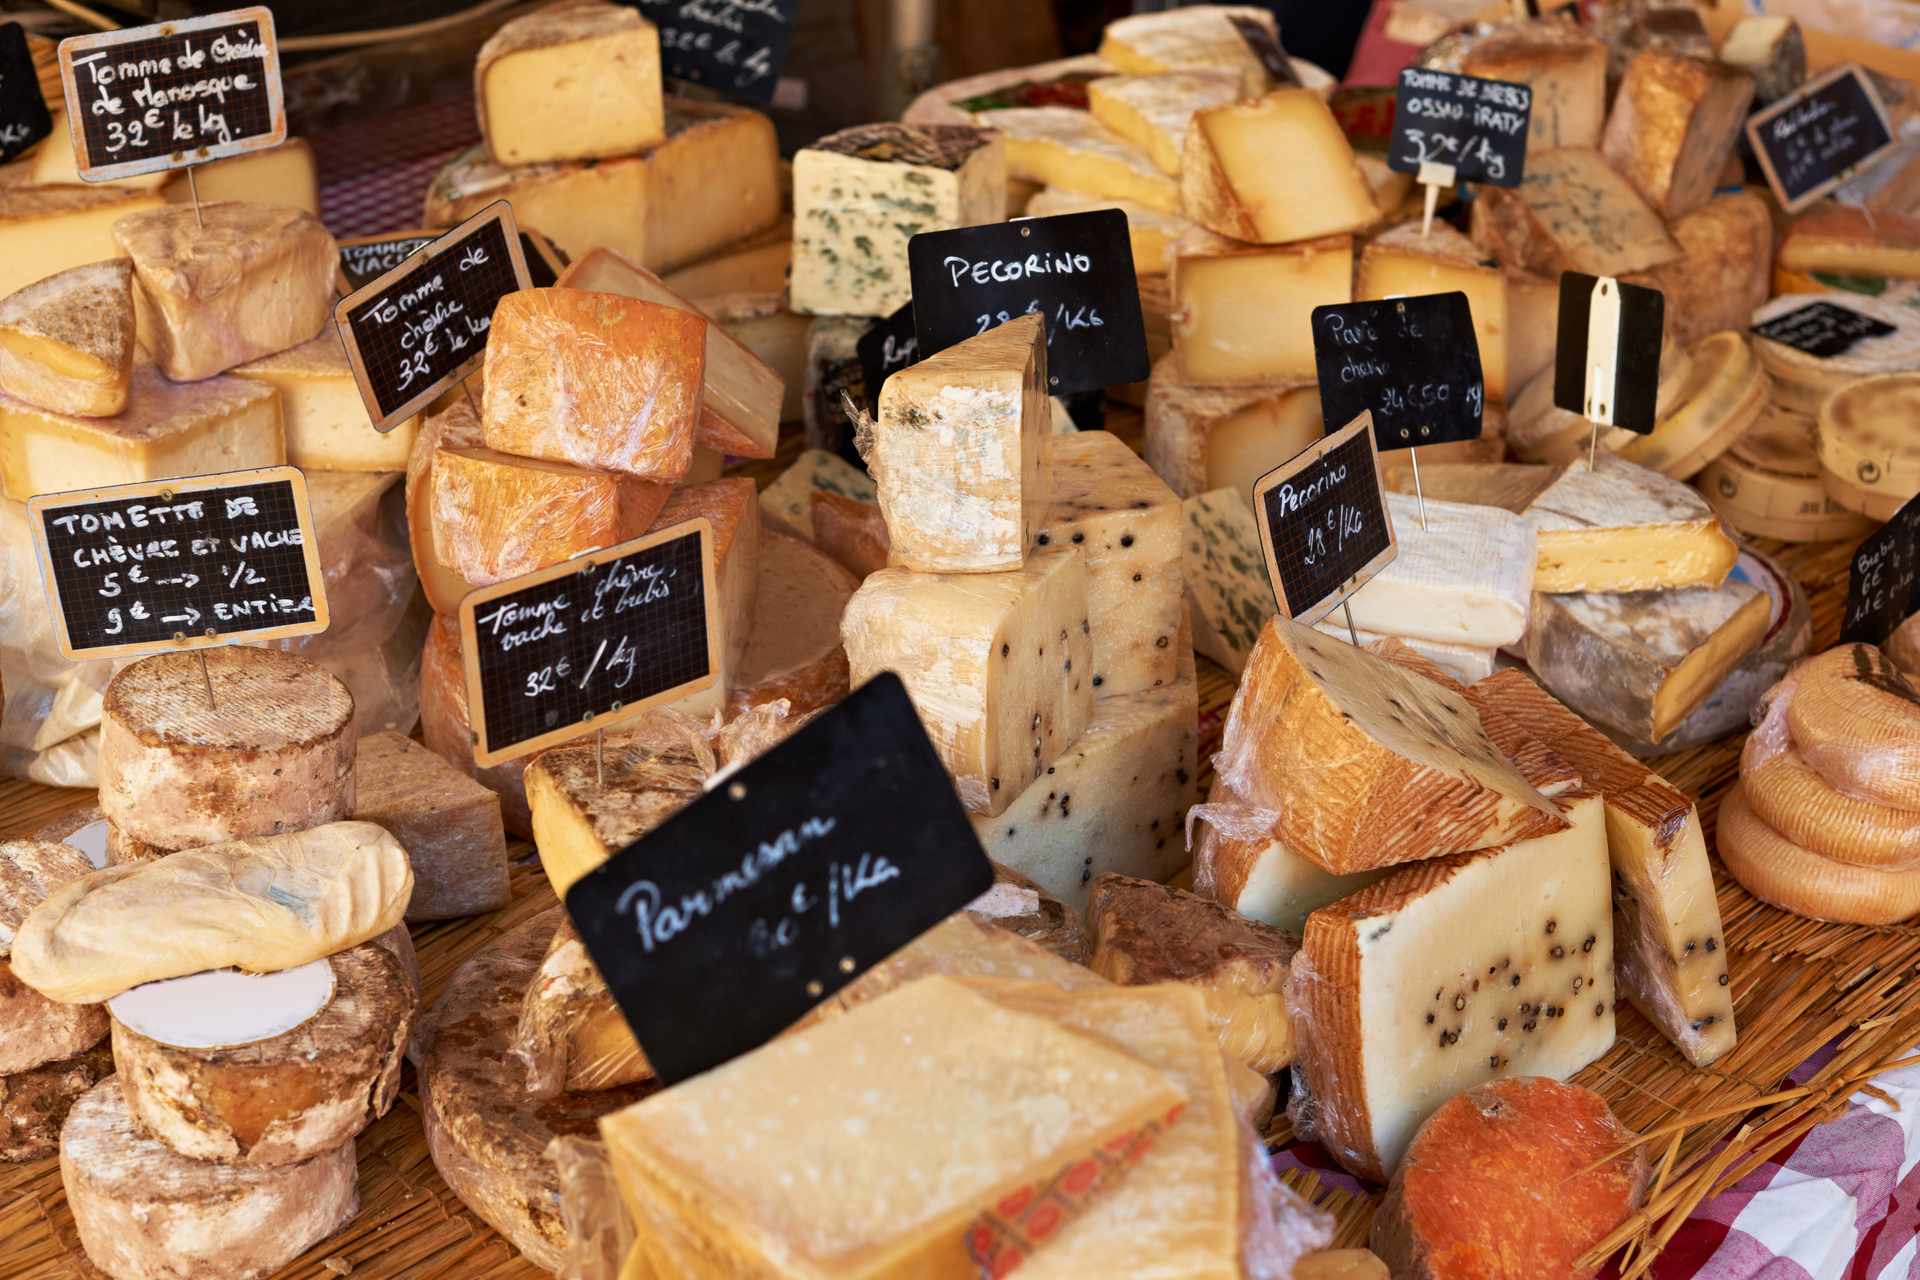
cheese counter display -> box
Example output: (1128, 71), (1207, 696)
(6, 2), (1920, 1278)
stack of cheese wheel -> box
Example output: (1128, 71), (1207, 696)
(1722, 644), (1920, 925)
(1816, 373), (1920, 521)
(1748, 293), (1920, 416)
(1697, 402), (1878, 542)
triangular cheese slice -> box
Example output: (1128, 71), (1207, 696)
(0, 260), (136, 417)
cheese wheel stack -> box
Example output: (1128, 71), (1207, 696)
(1816, 373), (1920, 521)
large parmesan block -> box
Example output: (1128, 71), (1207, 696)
(843, 551), (1093, 817)
(476, 0), (664, 167)
(649, 477), (761, 677)
(482, 287), (702, 482)
(556, 247), (781, 459)
(730, 529), (859, 719)
(869, 313), (1049, 573)
(1087, 69), (1242, 175)
(1342, 494), (1537, 650)
(1602, 51), (1754, 223)
(99, 650), (355, 854)
(0, 365), (282, 502)
(1033, 430), (1182, 695)
(1448, 17), (1607, 152)
(420, 613), (532, 838)
(1192, 777), (1392, 936)
(1620, 190), (1773, 349)
(430, 445), (672, 586)
(1144, 352), (1319, 499)
(791, 124), (1004, 317)
(513, 917), (648, 1097)
(111, 202), (336, 382)
(0, 180), (166, 302)
(1182, 90), (1380, 244)
(1477, 670), (1734, 1066)
(0, 259), (134, 417)
(1218, 617), (1567, 874)
(354, 731), (509, 922)
(0, 840), (107, 1075)
(1469, 148), (1683, 278)
(230, 329), (416, 472)
(1524, 453), (1737, 593)
(1171, 228), (1351, 384)
(1288, 793), (1615, 1181)
(1356, 221), (1508, 401)
(976, 107), (1179, 214)
(62, 1077), (359, 1280)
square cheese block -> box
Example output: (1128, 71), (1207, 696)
(974, 108), (1178, 215)
(648, 478), (761, 679)
(0, 367), (282, 501)
(1217, 616), (1566, 874)
(870, 313), (1049, 574)
(790, 124), (1004, 317)
(482, 287), (703, 483)
(230, 330), (418, 472)
(0, 260), (135, 417)
(602, 976), (1188, 1280)
(1022, 186), (1194, 274)
(1144, 353), (1319, 499)
(661, 216), (793, 299)
(758, 446), (875, 542)
(1342, 492), (1536, 650)
(1522, 453), (1738, 593)
(424, 99), (781, 275)
(354, 731), (509, 922)
(1032, 431), (1182, 695)
(1619, 190), (1773, 349)
(1178, 487), (1275, 676)
(1451, 16), (1607, 152)
(1098, 6), (1283, 95)
(1601, 50), (1754, 223)
(1181, 90), (1380, 245)
(1287, 792), (1614, 1181)
(1469, 147), (1682, 278)
(430, 445), (672, 586)
(420, 614), (532, 837)
(1192, 776), (1391, 936)
(112, 202), (337, 382)
(842, 550), (1093, 817)
(1476, 670), (1735, 1067)
(476, 0), (664, 167)
(0, 179), (166, 304)
(1087, 69), (1243, 176)
(28, 110), (172, 190)
(1357, 220), (1508, 401)
(972, 677), (1197, 911)
(166, 139), (320, 217)
(1171, 228), (1351, 385)
(557, 248), (781, 459)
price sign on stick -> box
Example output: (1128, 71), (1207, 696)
(336, 201), (531, 433)
(855, 300), (919, 412)
(565, 672), (996, 1085)
(458, 521), (721, 768)
(1553, 272), (1666, 463)
(0, 22), (53, 165)
(28, 466), (327, 660)
(1748, 62), (1897, 214)
(1839, 494), (1920, 648)
(634, 0), (798, 104)
(1390, 67), (1531, 234)
(1251, 412), (1398, 634)
(57, 7), (285, 182)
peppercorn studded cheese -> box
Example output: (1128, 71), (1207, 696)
(0, 260), (135, 417)
(476, 0), (665, 167)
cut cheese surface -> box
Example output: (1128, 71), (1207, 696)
(1444, 16), (1607, 152)
(1087, 69), (1243, 175)
(1183, 89), (1379, 244)
(514, 917), (648, 1097)
(977, 106), (1179, 213)
(525, 719), (707, 896)
(430, 445), (672, 585)
(476, 0), (664, 166)
(1313, 621), (1498, 684)
(1601, 50), (1754, 222)
(230, 328), (417, 471)
(1778, 203), (1920, 280)
(1024, 186), (1193, 274)
(1192, 777), (1392, 936)
(1171, 228), (1351, 384)
(662, 216), (793, 298)
(168, 138), (320, 216)
(1622, 189), (1773, 349)
(1098, 6), (1281, 94)
(0, 259), (135, 417)
(1469, 147), (1682, 278)
(1523, 453), (1738, 593)
(1357, 220), (1509, 400)
(0, 177), (165, 303)
(107, 960), (334, 1051)
(29, 109), (173, 190)
(1343, 493), (1536, 650)
(1143, 350), (1317, 498)
(1179, 488), (1274, 676)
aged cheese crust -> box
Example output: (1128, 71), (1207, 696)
(525, 714), (712, 894)
(1143, 351), (1314, 499)
(0, 1043), (114, 1163)
(729, 529), (858, 719)
(1601, 51), (1754, 222)
(0, 957), (107, 1075)
(1523, 453), (1738, 593)
(1620, 191), (1773, 348)
(1718, 781), (1920, 924)
(512, 916), (649, 1097)
(99, 649), (356, 852)
(1469, 147), (1683, 278)
(354, 731), (510, 922)
(0, 259), (135, 417)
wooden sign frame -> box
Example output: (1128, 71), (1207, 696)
(28, 465), (327, 660)
(1747, 61), (1898, 214)
(1251, 412), (1398, 628)
(458, 519), (722, 768)
(58, 6), (286, 183)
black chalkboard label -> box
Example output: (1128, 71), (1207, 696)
(1553, 272), (1665, 435)
(564, 671), (996, 1085)
(1839, 493), (1920, 648)
(1311, 293), (1485, 452)
(27, 466), (327, 660)
(908, 209), (1150, 398)
(57, 7), (285, 182)
(1251, 412), (1398, 627)
(1752, 299), (1896, 359)
(337, 227), (560, 297)
(459, 521), (721, 767)
(336, 202), (531, 433)
(1748, 62), (1897, 213)
(635, 0), (798, 104)
(1227, 16), (1300, 88)
(856, 300), (918, 412)
(1390, 67), (1531, 188)
(0, 22), (52, 165)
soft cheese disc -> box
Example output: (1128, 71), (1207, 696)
(63, 819), (110, 870)
(108, 960), (336, 1049)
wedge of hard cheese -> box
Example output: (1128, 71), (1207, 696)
(1342, 493), (1537, 650)
(1522, 453), (1738, 593)
(729, 528), (858, 719)
(526, 721), (708, 896)
(512, 916), (649, 1098)
(1469, 147), (1683, 278)
(1, 840), (108, 1075)
(1181, 89), (1379, 244)
(475, 0), (665, 166)
(650, 477), (760, 678)
(0, 260), (135, 417)
(354, 731), (510, 923)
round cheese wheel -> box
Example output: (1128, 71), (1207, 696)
(1818, 372), (1920, 501)
(110, 937), (417, 1167)
(420, 613), (532, 839)
(0, 958), (107, 1075)
(1750, 292), (1920, 414)
(419, 907), (657, 1272)
(1820, 461), (1908, 520)
(1610, 331), (1769, 480)
(1785, 645), (1920, 810)
(1743, 680), (1920, 868)
(1717, 781), (1920, 924)
(98, 649), (355, 853)
(1696, 404), (1878, 542)
(61, 1076), (359, 1280)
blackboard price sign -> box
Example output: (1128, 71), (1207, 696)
(1747, 62), (1896, 213)
(908, 209), (1150, 397)
(0, 22), (52, 166)
(337, 227), (562, 297)
(1251, 412), (1398, 627)
(1390, 67), (1530, 188)
(459, 521), (721, 767)
(565, 672), (996, 1085)
(634, 0), (798, 104)
(57, 7), (285, 183)
(27, 466), (327, 660)
(1311, 293), (1485, 452)
(336, 202), (531, 433)
(1839, 493), (1920, 648)
(855, 300), (918, 412)
(1752, 299), (1896, 359)
(1553, 272), (1665, 434)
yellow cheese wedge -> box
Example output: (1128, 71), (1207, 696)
(230, 329), (417, 472)
(0, 179), (166, 302)
(1523, 453), (1737, 593)
(1172, 228), (1350, 385)
(475, 0), (664, 166)
(1357, 220), (1508, 401)
(166, 139), (320, 217)
(0, 260), (135, 418)
(1181, 89), (1380, 244)
(1142, 351), (1317, 498)
(976, 106), (1178, 213)
(1086, 69), (1242, 175)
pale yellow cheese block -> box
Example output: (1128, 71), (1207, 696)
(1086, 68), (1242, 175)
(0, 177), (166, 302)
(354, 731), (510, 923)
(230, 329), (417, 471)
(166, 139), (321, 217)
(0, 259), (135, 417)
(1357, 220), (1507, 401)
(1522, 453), (1739, 593)
(476, 0), (664, 166)
(28, 111), (172, 190)
(975, 106), (1178, 213)
(1143, 351), (1318, 498)
(1182, 89), (1380, 244)
(1172, 227), (1351, 385)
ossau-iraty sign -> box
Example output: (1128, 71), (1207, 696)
(1390, 67), (1531, 187)
(1251, 412), (1398, 628)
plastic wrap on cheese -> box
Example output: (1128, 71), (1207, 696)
(12, 821), (412, 1004)
(421, 612), (533, 838)
(1781, 643), (1920, 812)
(964, 861), (1092, 965)
(549, 1134), (637, 1280)
(0, 496), (113, 786)
(511, 917), (651, 1099)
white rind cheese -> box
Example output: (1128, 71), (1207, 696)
(1523, 453), (1738, 593)
(1098, 6), (1284, 94)
(1342, 493), (1536, 650)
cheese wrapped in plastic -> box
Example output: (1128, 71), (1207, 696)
(407, 398), (484, 615)
(966, 861), (1091, 965)
(12, 821), (412, 1004)
(431, 445), (673, 585)
(729, 529), (858, 720)
(421, 613), (533, 838)
(512, 917), (651, 1098)
(1782, 644), (1920, 812)
(1717, 780), (1920, 925)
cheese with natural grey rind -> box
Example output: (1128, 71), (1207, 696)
(61, 1076), (359, 1280)
(1144, 351), (1318, 499)
(868, 313), (1050, 573)
(1749, 292), (1920, 415)
(1523, 453), (1738, 593)
(99, 650), (355, 854)
(1180, 487), (1276, 676)
(1357, 220), (1509, 401)
(1172, 227), (1351, 385)
(1342, 493), (1536, 650)
(1287, 793), (1614, 1181)
(1621, 190), (1773, 349)
(0, 1042), (115, 1164)
(476, 0), (664, 167)
(1601, 51), (1754, 222)
(1087, 69), (1243, 176)
(354, 731), (509, 923)
(0, 839), (107, 1075)
(0, 259), (134, 417)
(1469, 147), (1683, 279)
(230, 329), (417, 472)
(1098, 6), (1282, 94)
(730, 529), (858, 719)
(112, 202), (337, 382)
(1182, 90), (1380, 245)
